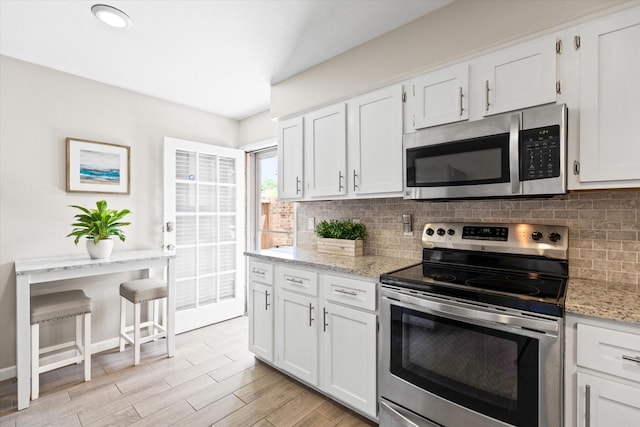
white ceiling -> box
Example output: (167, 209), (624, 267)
(0, 0), (452, 120)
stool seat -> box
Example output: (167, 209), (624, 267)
(31, 290), (92, 324)
(120, 279), (167, 304)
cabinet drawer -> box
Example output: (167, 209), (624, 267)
(322, 274), (376, 311)
(577, 323), (640, 383)
(277, 266), (318, 296)
(249, 259), (273, 285)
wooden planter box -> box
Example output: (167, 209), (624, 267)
(317, 238), (363, 257)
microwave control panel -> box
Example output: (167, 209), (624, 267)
(520, 125), (561, 181)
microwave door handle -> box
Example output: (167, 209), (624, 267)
(510, 114), (521, 194)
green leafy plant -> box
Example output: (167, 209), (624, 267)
(315, 219), (367, 241)
(67, 200), (131, 244)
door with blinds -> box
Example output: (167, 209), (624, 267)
(164, 137), (245, 333)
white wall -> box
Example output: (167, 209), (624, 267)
(271, 0), (633, 119)
(0, 55), (240, 372)
(239, 110), (277, 146)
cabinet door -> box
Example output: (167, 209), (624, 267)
(305, 103), (347, 198)
(277, 116), (304, 200)
(275, 290), (318, 385)
(579, 8), (640, 183)
(577, 373), (640, 427)
(248, 281), (273, 362)
(412, 63), (469, 129)
(321, 302), (376, 417)
(477, 36), (557, 116)
(348, 85), (403, 196)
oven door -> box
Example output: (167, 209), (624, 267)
(379, 286), (562, 427)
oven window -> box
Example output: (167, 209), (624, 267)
(390, 305), (538, 427)
(406, 133), (510, 187)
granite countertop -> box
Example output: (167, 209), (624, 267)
(565, 277), (640, 325)
(244, 247), (419, 279)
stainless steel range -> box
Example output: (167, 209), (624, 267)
(379, 222), (568, 427)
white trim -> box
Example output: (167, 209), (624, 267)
(239, 137), (277, 152)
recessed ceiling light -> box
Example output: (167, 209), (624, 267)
(91, 4), (132, 29)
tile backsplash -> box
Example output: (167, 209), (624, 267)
(296, 190), (640, 289)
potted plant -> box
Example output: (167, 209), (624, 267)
(67, 200), (131, 259)
(315, 219), (367, 257)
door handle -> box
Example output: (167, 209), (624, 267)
(323, 308), (328, 332)
(296, 176), (301, 194)
(585, 384), (591, 427)
(485, 80), (490, 112)
(265, 289), (270, 310)
(459, 86), (464, 116)
(353, 170), (358, 191)
(309, 303), (314, 326)
(338, 171), (344, 192)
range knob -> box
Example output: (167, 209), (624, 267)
(531, 231), (543, 241)
(437, 228), (446, 236)
(426, 228), (435, 236)
(549, 232), (561, 243)
(447, 229), (455, 236)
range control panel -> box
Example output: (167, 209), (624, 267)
(422, 222), (568, 259)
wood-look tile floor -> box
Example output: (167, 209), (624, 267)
(0, 316), (376, 427)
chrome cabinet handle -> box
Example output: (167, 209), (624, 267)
(308, 303), (314, 326)
(335, 288), (357, 296)
(338, 171), (344, 192)
(485, 80), (490, 112)
(459, 86), (464, 116)
(323, 308), (328, 332)
(265, 289), (270, 310)
(252, 269), (266, 276)
(353, 170), (358, 191)
(585, 384), (591, 427)
(623, 354), (640, 363)
(295, 176), (301, 194)
(286, 277), (304, 285)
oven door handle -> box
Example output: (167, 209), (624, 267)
(380, 398), (440, 427)
(381, 291), (558, 334)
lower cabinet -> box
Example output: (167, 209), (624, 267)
(321, 301), (377, 416)
(276, 289), (319, 385)
(247, 257), (378, 420)
(576, 373), (640, 427)
(565, 314), (640, 427)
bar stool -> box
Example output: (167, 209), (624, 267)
(119, 278), (167, 365)
(30, 290), (92, 400)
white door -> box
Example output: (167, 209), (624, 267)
(277, 117), (304, 200)
(577, 373), (640, 427)
(164, 137), (245, 333)
(412, 63), (469, 129)
(248, 281), (273, 362)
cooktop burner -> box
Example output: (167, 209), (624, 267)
(379, 222), (569, 317)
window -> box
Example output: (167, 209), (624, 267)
(249, 147), (294, 250)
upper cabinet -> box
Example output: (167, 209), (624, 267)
(347, 85), (403, 196)
(472, 35), (558, 117)
(305, 103), (347, 198)
(277, 117), (304, 200)
(576, 7), (640, 186)
(410, 63), (469, 129)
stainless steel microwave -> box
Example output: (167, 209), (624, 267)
(404, 103), (567, 200)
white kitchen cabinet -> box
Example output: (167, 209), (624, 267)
(320, 274), (377, 417)
(277, 116), (304, 200)
(274, 265), (319, 385)
(410, 63), (469, 129)
(248, 260), (274, 362)
(565, 314), (640, 427)
(472, 35), (557, 117)
(347, 85), (403, 196)
(577, 6), (640, 185)
(305, 103), (347, 198)
(576, 373), (640, 427)
(248, 281), (273, 362)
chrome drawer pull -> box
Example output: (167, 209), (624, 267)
(265, 289), (270, 310)
(286, 277), (304, 285)
(252, 269), (266, 275)
(335, 288), (357, 296)
(622, 354), (640, 363)
(309, 303), (314, 326)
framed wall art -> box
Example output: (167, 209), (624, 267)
(66, 137), (130, 194)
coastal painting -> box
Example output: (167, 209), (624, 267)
(66, 138), (130, 194)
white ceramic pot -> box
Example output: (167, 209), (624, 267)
(86, 238), (114, 259)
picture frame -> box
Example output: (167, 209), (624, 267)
(66, 137), (130, 194)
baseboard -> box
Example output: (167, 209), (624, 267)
(0, 337), (122, 381)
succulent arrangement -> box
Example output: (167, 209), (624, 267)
(315, 219), (367, 241)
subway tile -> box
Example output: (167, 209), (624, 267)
(608, 251), (638, 262)
(606, 230), (637, 241)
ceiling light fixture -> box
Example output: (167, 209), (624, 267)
(91, 4), (132, 29)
